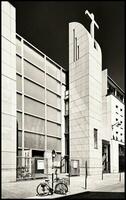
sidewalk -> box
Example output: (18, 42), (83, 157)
(2, 173), (124, 199)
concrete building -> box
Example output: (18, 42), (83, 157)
(1, 2), (125, 183)
(2, 2), (66, 182)
(68, 19), (125, 176)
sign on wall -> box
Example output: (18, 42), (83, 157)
(73, 160), (78, 168)
(37, 160), (44, 170)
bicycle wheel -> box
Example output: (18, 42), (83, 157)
(36, 183), (50, 196)
(55, 182), (68, 195)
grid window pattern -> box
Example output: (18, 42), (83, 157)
(47, 90), (61, 109)
(47, 121), (61, 137)
(24, 114), (45, 133)
(24, 132), (45, 149)
(24, 43), (45, 70)
(24, 79), (45, 102)
(47, 136), (61, 151)
(47, 106), (61, 123)
(46, 60), (60, 80)
(46, 75), (61, 95)
(24, 96), (45, 118)
(16, 35), (66, 154)
(24, 60), (45, 86)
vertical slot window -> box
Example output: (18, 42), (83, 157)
(94, 128), (98, 149)
(73, 29), (75, 62)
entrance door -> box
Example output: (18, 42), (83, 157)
(102, 140), (110, 173)
(32, 150), (45, 175)
(119, 144), (125, 172)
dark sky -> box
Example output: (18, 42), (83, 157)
(10, 1), (125, 90)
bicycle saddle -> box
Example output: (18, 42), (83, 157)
(45, 179), (50, 182)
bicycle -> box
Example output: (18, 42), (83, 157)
(36, 173), (68, 196)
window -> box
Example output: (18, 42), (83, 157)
(116, 132), (118, 134)
(116, 118), (118, 121)
(116, 105), (118, 108)
(73, 29), (79, 62)
(120, 108), (122, 111)
(73, 29), (75, 62)
(77, 45), (79, 59)
(94, 128), (98, 149)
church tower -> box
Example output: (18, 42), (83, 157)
(69, 11), (102, 176)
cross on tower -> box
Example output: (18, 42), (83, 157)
(85, 10), (99, 43)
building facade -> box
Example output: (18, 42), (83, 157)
(68, 21), (125, 176)
(1, 2), (125, 183)
(2, 2), (66, 182)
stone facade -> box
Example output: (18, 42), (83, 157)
(69, 22), (102, 175)
(1, 2), (16, 182)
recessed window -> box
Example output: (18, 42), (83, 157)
(94, 128), (98, 149)
(116, 118), (118, 121)
(120, 133), (123, 136)
(120, 108), (122, 111)
(116, 136), (118, 141)
(116, 105), (118, 108)
(120, 139), (123, 142)
(120, 121), (122, 124)
(116, 132), (118, 134)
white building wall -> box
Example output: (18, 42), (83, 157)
(61, 84), (66, 158)
(102, 69), (125, 173)
(110, 140), (119, 173)
(69, 22), (102, 175)
(1, 1), (16, 182)
(111, 95), (125, 143)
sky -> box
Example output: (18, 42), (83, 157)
(10, 1), (125, 90)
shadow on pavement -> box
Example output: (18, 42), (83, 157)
(55, 191), (125, 200)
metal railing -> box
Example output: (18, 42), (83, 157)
(16, 156), (48, 181)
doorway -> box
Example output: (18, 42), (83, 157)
(102, 140), (110, 173)
(119, 144), (125, 172)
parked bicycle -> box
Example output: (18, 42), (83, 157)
(36, 169), (68, 196)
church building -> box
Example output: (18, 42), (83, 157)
(1, 2), (125, 183)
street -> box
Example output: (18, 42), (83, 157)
(56, 191), (125, 200)
(55, 182), (125, 200)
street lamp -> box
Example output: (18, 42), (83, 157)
(112, 122), (121, 130)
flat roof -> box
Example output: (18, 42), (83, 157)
(108, 75), (124, 94)
(16, 33), (67, 73)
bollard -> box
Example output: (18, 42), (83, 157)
(85, 161), (87, 189)
(52, 173), (54, 193)
(102, 169), (103, 180)
(119, 172), (121, 182)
